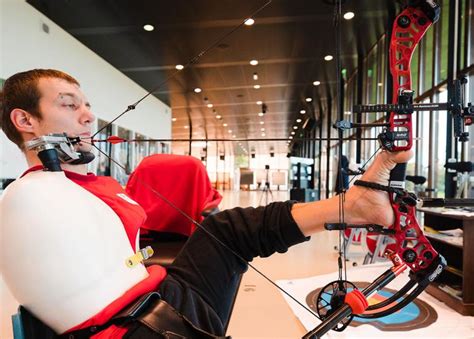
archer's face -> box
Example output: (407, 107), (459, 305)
(33, 77), (95, 152)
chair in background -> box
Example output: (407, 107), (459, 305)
(126, 154), (222, 267)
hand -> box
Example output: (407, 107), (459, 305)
(344, 150), (413, 227)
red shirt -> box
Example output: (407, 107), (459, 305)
(22, 167), (167, 337)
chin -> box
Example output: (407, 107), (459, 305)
(77, 144), (93, 153)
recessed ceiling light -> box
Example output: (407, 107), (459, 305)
(194, 87), (202, 93)
(216, 115), (222, 119)
(184, 125), (189, 129)
(228, 130), (232, 133)
(291, 131), (295, 135)
(260, 121), (264, 125)
(378, 82), (383, 87)
(143, 24), (154, 31)
(261, 128), (265, 131)
(254, 84), (261, 89)
(300, 109), (306, 114)
(253, 72), (258, 80)
(289, 136), (293, 139)
(296, 119), (302, 123)
(261, 133), (266, 137)
(207, 103), (213, 108)
(172, 118), (177, 122)
(305, 97), (312, 102)
(175, 64), (184, 70)
(233, 135), (236, 138)
(256, 100), (263, 105)
(324, 55), (333, 61)
(313, 81), (321, 86)
(258, 112), (264, 117)
(343, 12), (355, 20)
(293, 126), (298, 130)
(223, 123), (228, 127)
(250, 59), (259, 66)
(244, 18), (255, 26)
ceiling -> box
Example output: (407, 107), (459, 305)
(27, 0), (395, 156)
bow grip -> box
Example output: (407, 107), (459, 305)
(389, 162), (407, 188)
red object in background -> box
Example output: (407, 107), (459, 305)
(126, 154), (222, 236)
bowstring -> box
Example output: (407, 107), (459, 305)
(83, 140), (321, 320)
(333, 0), (384, 286)
(334, 0), (347, 285)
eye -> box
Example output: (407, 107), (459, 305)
(64, 103), (77, 109)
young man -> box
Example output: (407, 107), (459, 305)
(0, 69), (412, 338)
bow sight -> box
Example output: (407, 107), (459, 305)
(341, 77), (474, 147)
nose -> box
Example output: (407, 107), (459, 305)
(79, 105), (96, 125)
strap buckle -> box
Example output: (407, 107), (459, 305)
(126, 246), (154, 268)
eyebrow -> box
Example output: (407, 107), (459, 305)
(57, 92), (92, 109)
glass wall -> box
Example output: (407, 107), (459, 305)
(335, 0), (474, 198)
(295, 0), (474, 199)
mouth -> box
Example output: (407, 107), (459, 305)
(76, 134), (93, 148)
(78, 133), (92, 140)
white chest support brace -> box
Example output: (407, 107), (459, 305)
(0, 171), (148, 333)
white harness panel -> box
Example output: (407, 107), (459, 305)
(0, 171), (148, 333)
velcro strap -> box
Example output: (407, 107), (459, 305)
(354, 180), (404, 195)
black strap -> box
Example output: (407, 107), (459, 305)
(354, 180), (418, 206)
(138, 299), (230, 339)
(60, 292), (229, 339)
(354, 180), (404, 195)
(60, 292), (161, 339)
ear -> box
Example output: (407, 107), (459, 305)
(10, 108), (39, 134)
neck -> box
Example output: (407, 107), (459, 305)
(25, 150), (89, 175)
